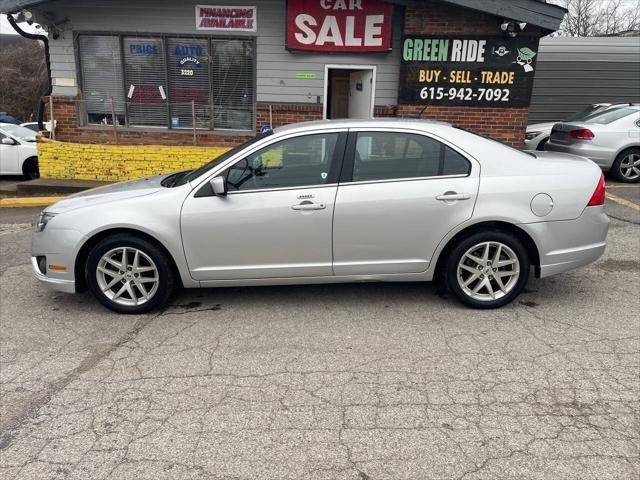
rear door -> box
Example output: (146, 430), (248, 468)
(332, 129), (479, 276)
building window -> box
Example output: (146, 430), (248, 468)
(77, 35), (125, 126)
(77, 34), (255, 131)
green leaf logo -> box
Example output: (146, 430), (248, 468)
(518, 47), (537, 60)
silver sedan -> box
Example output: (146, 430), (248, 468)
(32, 119), (609, 313)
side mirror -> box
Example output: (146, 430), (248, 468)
(210, 176), (227, 196)
(1, 137), (17, 146)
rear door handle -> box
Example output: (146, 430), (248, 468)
(436, 193), (471, 201)
(291, 203), (326, 211)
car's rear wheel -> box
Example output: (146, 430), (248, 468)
(22, 157), (39, 179)
(612, 148), (640, 183)
(446, 231), (530, 309)
(86, 234), (175, 314)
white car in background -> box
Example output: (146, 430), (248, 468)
(546, 105), (640, 183)
(525, 103), (633, 151)
(20, 121), (54, 133)
(0, 123), (39, 178)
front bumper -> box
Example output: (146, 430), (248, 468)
(520, 206), (609, 278)
(31, 227), (83, 294)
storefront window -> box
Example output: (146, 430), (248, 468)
(77, 34), (255, 131)
(78, 35), (126, 126)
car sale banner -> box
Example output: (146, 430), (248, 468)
(286, 0), (393, 52)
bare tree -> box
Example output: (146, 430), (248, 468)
(553, 0), (640, 36)
(0, 39), (49, 122)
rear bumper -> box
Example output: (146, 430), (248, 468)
(545, 142), (615, 170)
(520, 206), (609, 278)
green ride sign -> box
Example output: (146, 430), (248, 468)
(398, 35), (540, 108)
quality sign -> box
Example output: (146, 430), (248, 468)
(398, 35), (540, 107)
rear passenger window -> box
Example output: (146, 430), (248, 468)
(352, 132), (469, 182)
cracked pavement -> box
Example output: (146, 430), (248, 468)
(1, 199), (638, 480)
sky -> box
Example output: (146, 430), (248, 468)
(0, 14), (46, 36)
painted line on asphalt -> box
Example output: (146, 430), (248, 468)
(606, 192), (640, 211)
(0, 197), (65, 208)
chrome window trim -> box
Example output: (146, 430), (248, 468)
(338, 173), (470, 188)
(224, 183), (339, 196)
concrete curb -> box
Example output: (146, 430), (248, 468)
(0, 197), (65, 208)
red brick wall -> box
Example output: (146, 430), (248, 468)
(401, 0), (543, 146)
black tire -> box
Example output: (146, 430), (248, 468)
(611, 147), (640, 183)
(22, 157), (39, 179)
(445, 231), (530, 309)
(536, 137), (548, 151)
(86, 234), (175, 314)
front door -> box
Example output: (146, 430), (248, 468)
(181, 131), (346, 281)
(333, 129), (479, 276)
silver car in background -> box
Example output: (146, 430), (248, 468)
(31, 119), (609, 314)
(546, 105), (640, 182)
(525, 103), (623, 151)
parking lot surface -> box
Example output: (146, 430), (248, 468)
(1, 195), (638, 480)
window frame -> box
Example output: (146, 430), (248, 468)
(340, 128), (474, 185)
(74, 31), (257, 133)
(195, 130), (349, 197)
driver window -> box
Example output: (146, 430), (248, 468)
(225, 133), (339, 192)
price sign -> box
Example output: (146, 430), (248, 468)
(398, 35), (540, 107)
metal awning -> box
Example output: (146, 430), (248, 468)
(0, 0), (53, 13)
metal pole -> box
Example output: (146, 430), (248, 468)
(109, 97), (118, 144)
(192, 100), (197, 146)
(48, 96), (55, 140)
(269, 104), (273, 127)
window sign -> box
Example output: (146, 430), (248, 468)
(196, 5), (257, 32)
(398, 35), (540, 107)
(286, 0), (393, 52)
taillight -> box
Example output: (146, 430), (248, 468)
(569, 128), (595, 140)
(587, 173), (606, 207)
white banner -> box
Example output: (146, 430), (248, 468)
(196, 5), (257, 32)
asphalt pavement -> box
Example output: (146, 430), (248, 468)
(0, 192), (638, 480)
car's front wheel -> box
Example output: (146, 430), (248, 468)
(446, 231), (530, 309)
(86, 234), (175, 314)
(612, 148), (640, 183)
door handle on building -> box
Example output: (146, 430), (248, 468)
(291, 202), (326, 211)
(436, 193), (471, 201)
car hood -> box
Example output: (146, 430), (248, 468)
(526, 122), (555, 133)
(47, 174), (167, 214)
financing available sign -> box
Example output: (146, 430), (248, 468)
(196, 5), (257, 32)
(398, 35), (540, 107)
(286, 0), (393, 52)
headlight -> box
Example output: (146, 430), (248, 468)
(525, 131), (543, 141)
(36, 212), (56, 232)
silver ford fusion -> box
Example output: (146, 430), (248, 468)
(31, 119), (609, 313)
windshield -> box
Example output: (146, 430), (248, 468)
(1, 124), (37, 142)
(176, 131), (272, 186)
(582, 107), (638, 125)
(563, 104), (607, 122)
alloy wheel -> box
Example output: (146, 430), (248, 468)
(96, 247), (159, 306)
(456, 241), (520, 302)
(619, 153), (640, 180)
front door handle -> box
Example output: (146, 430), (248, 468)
(436, 192), (471, 201)
(291, 202), (326, 211)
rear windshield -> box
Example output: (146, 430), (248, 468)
(564, 105), (607, 122)
(583, 107), (638, 125)
(455, 127), (536, 157)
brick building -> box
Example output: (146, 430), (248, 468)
(2, 0), (566, 180)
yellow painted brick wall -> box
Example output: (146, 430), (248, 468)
(37, 141), (231, 181)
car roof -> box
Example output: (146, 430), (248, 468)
(273, 118), (451, 134)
